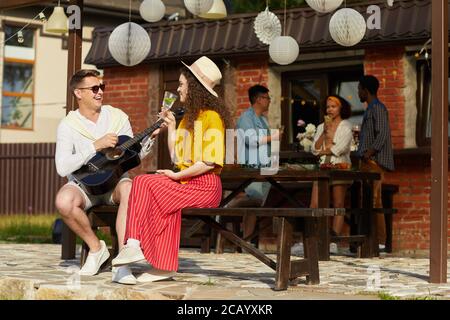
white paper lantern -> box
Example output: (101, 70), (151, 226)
(329, 8), (367, 47)
(254, 7), (282, 45)
(305, 0), (343, 13)
(269, 36), (299, 65)
(108, 22), (151, 67)
(198, 0), (227, 19)
(140, 0), (166, 23)
(184, 0), (214, 16)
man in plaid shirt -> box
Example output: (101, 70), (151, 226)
(357, 75), (395, 249)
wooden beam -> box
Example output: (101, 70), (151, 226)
(0, 0), (49, 10)
(430, 0), (448, 284)
(65, 0), (83, 113)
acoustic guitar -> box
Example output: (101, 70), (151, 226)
(72, 105), (174, 195)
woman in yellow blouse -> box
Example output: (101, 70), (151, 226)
(111, 56), (231, 283)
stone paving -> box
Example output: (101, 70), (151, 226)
(0, 244), (449, 300)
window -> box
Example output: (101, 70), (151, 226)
(281, 66), (363, 150)
(416, 60), (450, 146)
(1, 25), (35, 130)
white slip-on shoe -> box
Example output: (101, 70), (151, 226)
(329, 242), (338, 255)
(79, 240), (110, 276)
(112, 245), (145, 266)
(136, 271), (176, 283)
(291, 242), (304, 257)
(112, 265), (137, 285)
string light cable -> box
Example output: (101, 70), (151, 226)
(0, 6), (51, 46)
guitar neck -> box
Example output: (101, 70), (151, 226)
(119, 118), (164, 151)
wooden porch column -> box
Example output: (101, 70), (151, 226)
(61, 0), (84, 260)
(430, 0), (448, 284)
(65, 0), (84, 112)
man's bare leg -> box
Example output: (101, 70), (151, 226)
(55, 185), (101, 252)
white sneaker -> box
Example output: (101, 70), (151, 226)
(291, 242), (304, 256)
(111, 245), (145, 266)
(79, 240), (110, 276)
(329, 242), (338, 254)
(112, 266), (137, 285)
(136, 271), (176, 283)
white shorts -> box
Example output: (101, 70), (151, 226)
(67, 178), (132, 210)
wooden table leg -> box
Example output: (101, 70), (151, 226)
(275, 217), (293, 291)
(304, 217), (320, 285)
(61, 221), (76, 260)
(317, 178), (330, 261)
(361, 180), (378, 257)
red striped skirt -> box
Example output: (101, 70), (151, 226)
(124, 173), (222, 271)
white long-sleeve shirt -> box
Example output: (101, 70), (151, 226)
(311, 119), (353, 165)
(55, 106), (153, 180)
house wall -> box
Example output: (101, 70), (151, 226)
(0, 19), (97, 143)
(101, 64), (158, 174)
(228, 46), (448, 256)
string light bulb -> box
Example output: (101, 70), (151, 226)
(17, 31), (24, 44)
(39, 12), (47, 22)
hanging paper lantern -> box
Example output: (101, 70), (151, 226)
(140, 0), (166, 23)
(254, 7), (282, 45)
(198, 0), (227, 19)
(329, 8), (367, 47)
(108, 22), (151, 67)
(184, 0), (214, 16)
(269, 36), (299, 65)
(305, 0), (343, 13)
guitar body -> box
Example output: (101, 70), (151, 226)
(72, 135), (142, 195)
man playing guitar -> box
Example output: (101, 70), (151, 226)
(55, 69), (169, 284)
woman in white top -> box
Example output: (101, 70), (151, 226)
(310, 95), (353, 236)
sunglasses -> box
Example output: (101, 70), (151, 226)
(77, 84), (106, 94)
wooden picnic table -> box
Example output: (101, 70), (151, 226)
(216, 165), (382, 260)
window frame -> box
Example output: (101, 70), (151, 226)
(1, 23), (37, 131)
(280, 65), (364, 150)
(415, 59), (450, 146)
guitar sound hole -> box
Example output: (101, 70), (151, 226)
(106, 149), (124, 161)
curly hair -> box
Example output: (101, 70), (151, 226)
(325, 95), (352, 120)
(180, 67), (233, 131)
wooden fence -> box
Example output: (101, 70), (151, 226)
(0, 143), (64, 214)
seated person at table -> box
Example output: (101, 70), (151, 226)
(111, 56), (232, 283)
(54, 69), (160, 284)
(233, 85), (280, 237)
(310, 95), (353, 239)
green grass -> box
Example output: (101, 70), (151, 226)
(0, 214), (111, 245)
(201, 277), (215, 286)
(377, 292), (438, 300)
(0, 214), (57, 244)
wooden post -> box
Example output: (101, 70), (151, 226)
(65, 0), (84, 112)
(430, 0), (448, 284)
(61, 0), (84, 260)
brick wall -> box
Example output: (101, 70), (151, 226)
(385, 157), (450, 256)
(364, 47), (406, 149)
(235, 57), (269, 117)
(102, 65), (156, 176)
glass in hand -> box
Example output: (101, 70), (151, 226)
(162, 91), (178, 111)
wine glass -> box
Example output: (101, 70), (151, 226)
(162, 91), (178, 111)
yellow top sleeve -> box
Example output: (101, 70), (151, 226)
(174, 110), (225, 176)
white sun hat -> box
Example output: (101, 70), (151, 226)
(182, 56), (222, 97)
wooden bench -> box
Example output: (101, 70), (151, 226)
(332, 208), (398, 257)
(348, 182), (399, 255)
(182, 207), (345, 291)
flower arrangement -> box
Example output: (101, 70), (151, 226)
(296, 122), (316, 152)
